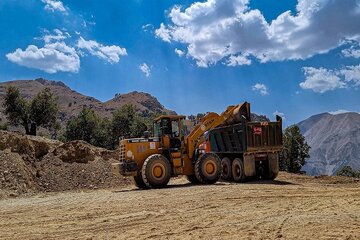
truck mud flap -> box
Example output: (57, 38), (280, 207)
(268, 153), (279, 179)
(244, 155), (256, 177)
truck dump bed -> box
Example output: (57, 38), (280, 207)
(208, 116), (282, 154)
(206, 116), (282, 180)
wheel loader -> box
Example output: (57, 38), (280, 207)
(111, 102), (251, 188)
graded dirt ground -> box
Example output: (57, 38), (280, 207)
(0, 172), (359, 240)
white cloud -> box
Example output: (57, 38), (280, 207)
(156, 0), (360, 67)
(340, 65), (360, 86)
(6, 42), (80, 73)
(273, 110), (285, 120)
(155, 23), (172, 43)
(6, 29), (128, 73)
(76, 37), (127, 64)
(342, 48), (360, 58)
(40, 29), (70, 43)
(300, 67), (345, 93)
(142, 24), (154, 32)
(252, 83), (269, 96)
(300, 65), (360, 93)
(139, 63), (151, 77)
(42, 0), (67, 14)
(175, 48), (185, 57)
(227, 54), (251, 66)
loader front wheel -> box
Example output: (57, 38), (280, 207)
(195, 153), (221, 184)
(133, 170), (148, 189)
(142, 154), (171, 188)
(221, 157), (232, 181)
(232, 158), (246, 182)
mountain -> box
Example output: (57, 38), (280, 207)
(0, 78), (176, 125)
(299, 112), (360, 176)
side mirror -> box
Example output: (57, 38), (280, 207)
(144, 131), (150, 139)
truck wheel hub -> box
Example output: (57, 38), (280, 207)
(235, 166), (240, 175)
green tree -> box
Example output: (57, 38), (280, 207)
(188, 115), (196, 122)
(30, 88), (59, 135)
(110, 105), (135, 148)
(280, 125), (310, 173)
(130, 116), (148, 138)
(64, 108), (100, 144)
(3, 86), (59, 135)
(110, 104), (150, 148)
(196, 113), (205, 120)
(0, 123), (8, 130)
(93, 118), (112, 148)
(336, 166), (360, 178)
(64, 104), (150, 149)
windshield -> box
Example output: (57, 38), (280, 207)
(153, 122), (161, 138)
(172, 120), (179, 137)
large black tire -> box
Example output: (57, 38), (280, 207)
(133, 170), (148, 189)
(221, 157), (232, 181)
(142, 154), (171, 188)
(195, 153), (221, 184)
(267, 173), (278, 180)
(267, 170), (278, 180)
(186, 174), (200, 184)
(232, 158), (246, 182)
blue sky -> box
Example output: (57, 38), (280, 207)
(0, 0), (359, 125)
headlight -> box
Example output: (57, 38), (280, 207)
(127, 150), (133, 158)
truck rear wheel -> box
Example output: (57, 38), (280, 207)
(232, 158), (246, 182)
(221, 157), (232, 181)
(142, 154), (171, 188)
(133, 170), (148, 189)
(195, 153), (221, 184)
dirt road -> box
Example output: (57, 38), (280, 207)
(1, 172), (359, 240)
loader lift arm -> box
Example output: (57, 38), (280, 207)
(185, 102), (250, 159)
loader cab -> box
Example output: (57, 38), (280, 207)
(153, 115), (186, 149)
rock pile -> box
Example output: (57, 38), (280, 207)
(0, 130), (130, 198)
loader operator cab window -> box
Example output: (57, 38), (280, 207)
(159, 118), (180, 138)
(153, 122), (161, 138)
(160, 118), (172, 135)
(155, 117), (181, 149)
(171, 120), (180, 138)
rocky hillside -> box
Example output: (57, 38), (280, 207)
(299, 112), (360, 176)
(0, 78), (175, 125)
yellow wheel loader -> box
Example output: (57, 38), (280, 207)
(112, 102), (251, 188)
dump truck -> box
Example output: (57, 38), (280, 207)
(112, 102), (252, 188)
(200, 114), (283, 181)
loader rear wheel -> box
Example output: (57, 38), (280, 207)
(142, 154), (171, 188)
(232, 158), (246, 182)
(133, 170), (148, 189)
(186, 174), (200, 184)
(195, 153), (221, 184)
(221, 157), (232, 181)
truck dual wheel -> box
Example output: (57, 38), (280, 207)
(195, 153), (221, 184)
(221, 157), (232, 181)
(142, 154), (171, 188)
(133, 170), (148, 189)
(232, 158), (246, 182)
